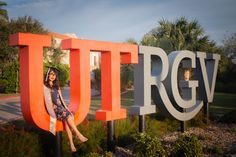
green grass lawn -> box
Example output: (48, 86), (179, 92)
(89, 90), (134, 119)
(74, 89), (236, 138)
(90, 91), (236, 119)
(212, 93), (236, 108)
(210, 92), (236, 117)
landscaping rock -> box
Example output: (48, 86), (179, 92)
(160, 123), (236, 156)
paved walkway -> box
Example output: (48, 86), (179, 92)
(0, 95), (21, 124)
(0, 87), (100, 124)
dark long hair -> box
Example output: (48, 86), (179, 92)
(44, 67), (60, 90)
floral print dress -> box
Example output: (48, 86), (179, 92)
(51, 88), (71, 121)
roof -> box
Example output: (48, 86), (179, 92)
(48, 32), (72, 39)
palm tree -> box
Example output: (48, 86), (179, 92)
(125, 38), (138, 45)
(44, 38), (67, 65)
(9, 16), (48, 34)
(50, 46), (67, 64)
(0, 1), (8, 21)
(142, 17), (211, 53)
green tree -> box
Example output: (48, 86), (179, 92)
(0, 1), (8, 20)
(222, 33), (236, 58)
(43, 39), (69, 87)
(9, 16), (48, 34)
(0, 62), (19, 93)
(0, 2), (14, 64)
(141, 16), (228, 82)
(0, 15), (48, 93)
(121, 64), (134, 90)
(45, 39), (67, 64)
(0, 16), (48, 65)
(141, 17), (211, 53)
(215, 33), (236, 93)
(125, 38), (138, 45)
(141, 16), (234, 94)
(120, 38), (138, 90)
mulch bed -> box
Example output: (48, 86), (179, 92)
(114, 123), (236, 157)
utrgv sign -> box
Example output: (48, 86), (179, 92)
(9, 33), (220, 133)
(131, 46), (220, 121)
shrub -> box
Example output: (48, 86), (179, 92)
(82, 152), (112, 157)
(188, 110), (208, 127)
(0, 62), (19, 93)
(121, 64), (134, 91)
(132, 133), (166, 157)
(115, 118), (136, 147)
(0, 79), (8, 93)
(0, 123), (43, 157)
(56, 64), (70, 87)
(164, 119), (179, 132)
(0, 62), (70, 93)
(208, 145), (224, 155)
(104, 151), (113, 157)
(93, 68), (101, 90)
(173, 134), (202, 157)
(75, 121), (106, 155)
(83, 152), (101, 157)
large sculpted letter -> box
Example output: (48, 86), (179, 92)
(195, 52), (220, 102)
(61, 39), (91, 125)
(9, 33), (58, 131)
(62, 39), (138, 121)
(166, 51), (203, 120)
(130, 46), (169, 115)
(130, 46), (205, 121)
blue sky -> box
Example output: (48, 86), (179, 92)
(5, 0), (236, 45)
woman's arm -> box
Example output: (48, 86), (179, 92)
(44, 85), (57, 118)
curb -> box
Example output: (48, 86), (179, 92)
(0, 95), (20, 101)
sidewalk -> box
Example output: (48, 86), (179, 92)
(0, 94), (22, 124)
(0, 87), (100, 124)
(0, 94), (20, 101)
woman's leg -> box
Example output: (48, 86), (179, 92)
(66, 115), (88, 142)
(64, 121), (76, 152)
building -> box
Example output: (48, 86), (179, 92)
(48, 32), (100, 70)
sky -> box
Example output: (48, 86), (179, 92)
(5, 0), (236, 45)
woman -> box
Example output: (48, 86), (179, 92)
(44, 67), (87, 152)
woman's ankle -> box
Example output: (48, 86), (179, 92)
(77, 134), (88, 142)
